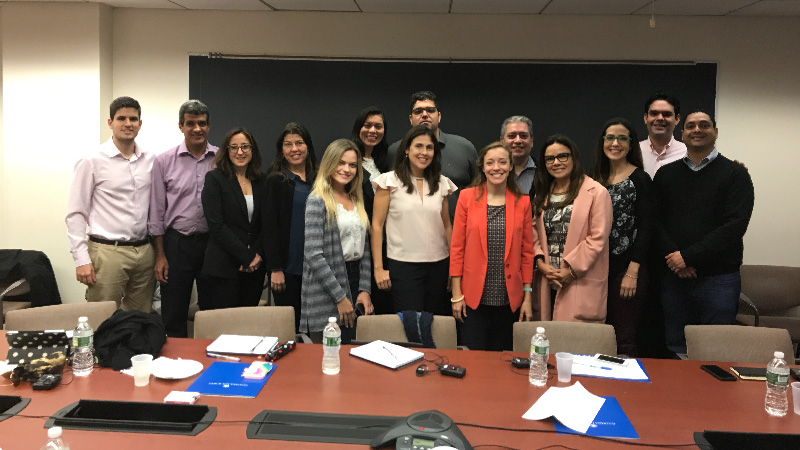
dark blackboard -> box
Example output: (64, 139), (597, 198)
(189, 56), (716, 170)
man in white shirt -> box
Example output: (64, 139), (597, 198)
(65, 96), (156, 312)
(640, 92), (687, 178)
(500, 115), (535, 196)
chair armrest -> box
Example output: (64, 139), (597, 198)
(739, 292), (760, 327)
(295, 333), (313, 344)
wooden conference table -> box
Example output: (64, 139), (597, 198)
(1, 336), (799, 449)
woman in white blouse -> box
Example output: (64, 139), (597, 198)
(371, 125), (457, 314)
(300, 139), (373, 343)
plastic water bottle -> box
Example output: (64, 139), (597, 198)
(40, 426), (70, 450)
(322, 317), (341, 375)
(529, 326), (549, 387)
(765, 350), (790, 416)
(72, 316), (94, 377)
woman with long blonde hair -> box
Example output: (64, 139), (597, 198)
(300, 139), (373, 343)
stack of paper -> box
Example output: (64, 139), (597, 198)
(570, 355), (650, 382)
(523, 381), (605, 433)
(205, 334), (279, 355)
(349, 340), (424, 369)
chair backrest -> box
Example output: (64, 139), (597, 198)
(4, 301), (118, 331)
(355, 314), (458, 350)
(193, 306), (296, 343)
(740, 265), (800, 313)
(685, 325), (794, 364)
(512, 321), (618, 355)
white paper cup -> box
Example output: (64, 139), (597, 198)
(555, 352), (574, 383)
(791, 382), (800, 415)
(131, 354), (153, 387)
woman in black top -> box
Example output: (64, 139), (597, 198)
(349, 107), (392, 314)
(201, 128), (266, 310)
(591, 118), (655, 356)
(263, 122), (318, 332)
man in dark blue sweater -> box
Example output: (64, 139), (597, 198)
(653, 111), (754, 355)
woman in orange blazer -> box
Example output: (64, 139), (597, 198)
(450, 142), (534, 351)
(531, 135), (612, 323)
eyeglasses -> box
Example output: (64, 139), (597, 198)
(648, 110), (675, 118)
(544, 152), (571, 165)
(411, 107), (437, 116)
(603, 135), (631, 143)
(228, 144), (252, 153)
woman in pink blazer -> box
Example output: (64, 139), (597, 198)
(450, 142), (535, 351)
(531, 135), (612, 323)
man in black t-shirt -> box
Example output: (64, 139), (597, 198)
(653, 110), (754, 355)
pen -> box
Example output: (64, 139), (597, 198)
(382, 345), (398, 360)
(573, 361), (612, 370)
(207, 352), (241, 362)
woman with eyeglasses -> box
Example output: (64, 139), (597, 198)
(263, 122), (318, 333)
(371, 125), (457, 315)
(301, 139), (373, 344)
(200, 128), (266, 310)
(450, 142), (534, 351)
(591, 118), (654, 356)
(531, 135), (612, 323)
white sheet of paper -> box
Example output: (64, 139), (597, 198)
(522, 381), (606, 433)
(571, 355), (649, 381)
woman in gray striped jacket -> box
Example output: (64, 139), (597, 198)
(300, 139), (373, 343)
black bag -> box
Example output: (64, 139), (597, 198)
(94, 310), (167, 370)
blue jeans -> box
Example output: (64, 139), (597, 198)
(661, 270), (741, 354)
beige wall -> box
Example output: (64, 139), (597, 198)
(1, 4), (798, 303)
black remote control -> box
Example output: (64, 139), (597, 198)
(32, 374), (62, 390)
(266, 341), (296, 362)
(511, 357), (530, 368)
(439, 364), (466, 378)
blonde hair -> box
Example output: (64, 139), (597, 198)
(311, 139), (369, 227)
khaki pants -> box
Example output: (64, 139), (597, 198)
(86, 240), (156, 312)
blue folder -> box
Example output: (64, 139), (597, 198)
(187, 362), (275, 398)
(554, 396), (639, 439)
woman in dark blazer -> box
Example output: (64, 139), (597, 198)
(200, 127), (266, 310)
(263, 123), (317, 332)
(449, 142), (534, 351)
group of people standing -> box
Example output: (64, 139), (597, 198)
(66, 90), (753, 356)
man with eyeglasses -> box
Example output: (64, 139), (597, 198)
(66, 96), (156, 312)
(653, 110), (754, 355)
(388, 90), (478, 219)
(640, 92), (687, 179)
(500, 115), (536, 196)
(147, 100), (218, 337)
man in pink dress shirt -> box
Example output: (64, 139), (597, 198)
(66, 96), (156, 312)
(639, 92), (687, 179)
(148, 100), (217, 337)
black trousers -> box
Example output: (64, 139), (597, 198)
(160, 228), (211, 337)
(387, 258), (449, 315)
(198, 267), (265, 311)
(272, 272), (302, 333)
(458, 303), (516, 351)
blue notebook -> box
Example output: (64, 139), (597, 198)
(554, 396), (639, 439)
(187, 361), (276, 398)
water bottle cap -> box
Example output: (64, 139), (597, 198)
(328, 317), (337, 323)
(536, 327), (545, 333)
(78, 316), (88, 322)
(47, 426), (62, 439)
(774, 351), (784, 359)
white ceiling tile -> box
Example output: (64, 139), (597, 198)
(100, 0), (183, 8)
(452, 0), (550, 14)
(729, 0), (800, 16)
(630, 0), (759, 16)
(357, 0), (451, 13)
(172, 0), (271, 10)
(542, 0), (650, 15)
(263, 0), (359, 12)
